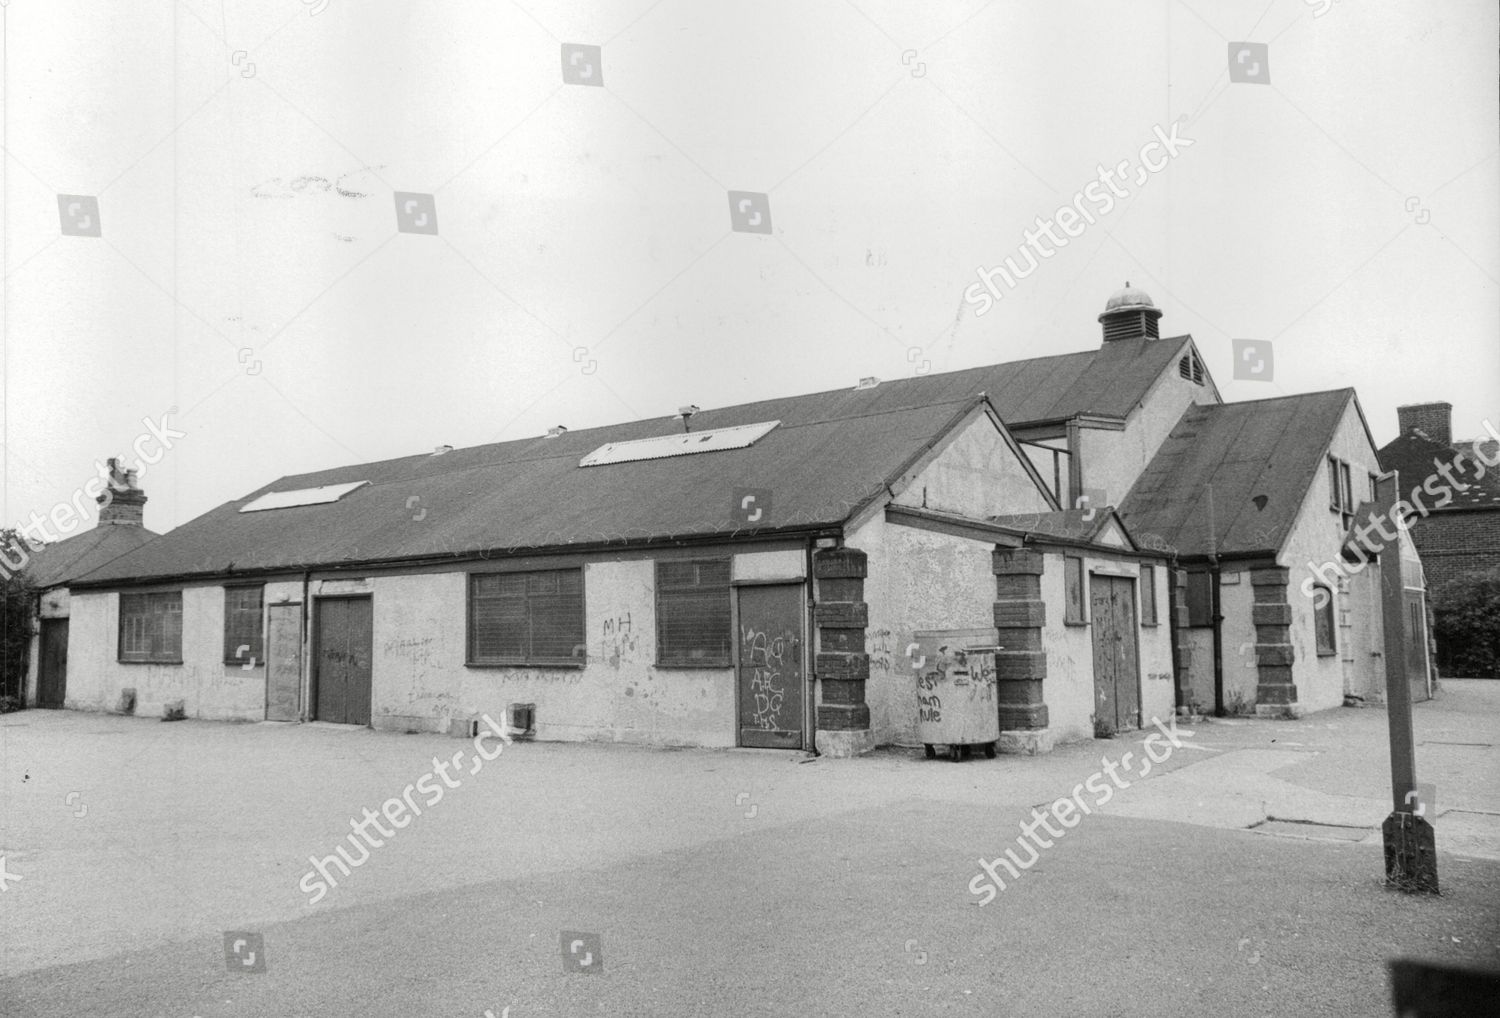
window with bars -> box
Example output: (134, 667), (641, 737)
(656, 559), (732, 666)
(468, 570), (585, 666)
(119, 591), (183, 663)
(223, 586), (265, 664)
(1140, 564), (1158, 626)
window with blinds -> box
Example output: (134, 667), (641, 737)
(119, 591), (184, 663)
(223, 585), (265, 664)
(468, 569), (585, 666)
(656, 559), (731, 666)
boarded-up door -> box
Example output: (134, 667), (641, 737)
(314, 597), (372, 726)
(737, 584), (804, 749)
(38, 618), (68, 708)
(1090, 574), (1141, 734)
(1404, 591), (1431, 703)
(266, 603), (303, 721)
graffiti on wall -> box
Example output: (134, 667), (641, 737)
(600, 611), (639, 669)
(867, 628), (894, 674)
(383, 636), (436, 665)
(742, 624), (796, 730)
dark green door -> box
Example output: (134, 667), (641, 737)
(737, 584), (804, 749)
(314, 597), (372, 726)
(1090, 575), (1141, 734)
(38, 618), (68, 708)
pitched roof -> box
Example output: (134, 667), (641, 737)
(73, 395), (1001, 585)
(880, 333), (1201, 425)
(1378, 432), (1500, 512)
(988, 508), (1132, 547)
(22, 525), (159, 589)
(1119, 390), (1357, 559)
(72, 335), (1192, 587)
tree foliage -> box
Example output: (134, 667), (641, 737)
(0, 529), (39, 708)
(1432, 568), (1500, 679)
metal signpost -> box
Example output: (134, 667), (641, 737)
(1375, 473), (1438, 893)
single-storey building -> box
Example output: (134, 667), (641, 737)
(8, 462), (158, 709)
(1120, 389), (1432, 715)
(60, 285), (1427, 745)
(67, 381), (1176, 756)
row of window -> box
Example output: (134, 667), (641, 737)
(117, 561), (737, 668)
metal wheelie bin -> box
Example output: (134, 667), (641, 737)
(915, 640), (1002, 761)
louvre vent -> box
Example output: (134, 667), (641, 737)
(1178, 353), (1204, 385)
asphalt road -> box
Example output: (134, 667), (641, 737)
(2, 683), (1498, 1016)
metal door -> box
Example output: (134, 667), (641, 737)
(1403, 591), (1431, 703)
(38, 618), (68, 708)
(265, 603), (303, 721)
(736, 584), (804, 749)
(1090, 574), (1141, 734)
(314, 597), (372, 726)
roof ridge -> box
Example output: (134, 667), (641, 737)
(252, 396), (989, 495)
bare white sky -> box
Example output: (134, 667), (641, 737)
(3, 0), (1497, 535)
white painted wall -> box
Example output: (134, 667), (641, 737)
(1282, 399), (1390, 713)
(1077, 345), (1218, 507)
(367, 558), (751, 747)
(1044, 554), (1175, 742)
(892, 413), (1052, 518)
(854, 517), (997, 746)
(66, 586), (265, 720)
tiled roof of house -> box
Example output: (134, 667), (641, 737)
(21, 524), (159, 589)
(1379, 431), (1500, 511)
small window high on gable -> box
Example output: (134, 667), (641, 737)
(1178, 352), (1204, 385)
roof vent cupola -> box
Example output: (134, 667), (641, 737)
(1098, 283), (1162, 343)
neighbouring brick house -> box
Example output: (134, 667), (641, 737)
(1377, 402), (1500, 672)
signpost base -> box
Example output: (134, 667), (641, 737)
(1382, 811), (1439, 894)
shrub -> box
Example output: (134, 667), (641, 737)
(0, 530), (38, 702)
(1432, 568), (1500, 679)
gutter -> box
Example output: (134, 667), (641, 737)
(69, 525), (845, 592)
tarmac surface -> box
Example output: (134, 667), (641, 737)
(1, 681), (1497, 1016)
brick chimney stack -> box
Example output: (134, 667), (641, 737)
(97, 458), (147, 526)
(1396, 403), (1453, 448)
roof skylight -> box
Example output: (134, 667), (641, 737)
(580, 420), (780, 467)
(240, 480), (369, 513)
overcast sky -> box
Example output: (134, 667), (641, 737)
(2, 0), (1496, 536)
